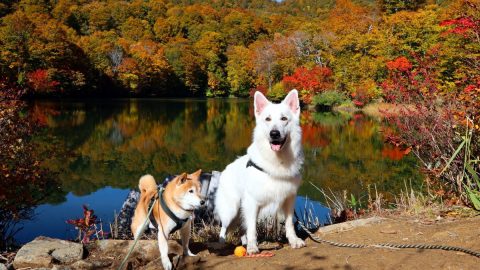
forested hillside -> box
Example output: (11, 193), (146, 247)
(0, 0), (478, 102)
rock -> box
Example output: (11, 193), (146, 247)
(315, 217), (385, 235)
(90, 260), (112, 268)
(70, 260), (93, 270)
(96, 239), (181, 263)
(258, 241), (283, 250)
(13, 237), (83, 269)
(51, 265), (72, 270)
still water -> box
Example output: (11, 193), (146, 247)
(13, 98), (422, 243)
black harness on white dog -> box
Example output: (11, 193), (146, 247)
(148, 188), (189, 234)
(246, 159), (266, 173)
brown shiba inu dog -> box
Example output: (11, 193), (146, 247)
(131, 170), (204, 270)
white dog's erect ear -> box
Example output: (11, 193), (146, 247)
(254, 91), (270, 116)
(282, 89), (300, 116)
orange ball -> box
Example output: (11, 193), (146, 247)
(234, 246), (247, 257)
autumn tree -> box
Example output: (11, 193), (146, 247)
(0, 11), (35, 82)
(282, 66), (334, 103)
(194, 31), (228, 96)
(226, 45), (255, 97)
(377, 0), (427, 14)
(164, 37), (206, 95)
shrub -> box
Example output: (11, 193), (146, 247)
(267, 82), (286, 102)
(312, 91), (347, 109)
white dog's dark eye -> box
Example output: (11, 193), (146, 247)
(281, 116), (288, 121)
(189, 189), (193, 193)
(265, 117), (271, 121)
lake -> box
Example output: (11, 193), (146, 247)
(11, 98), (422, 244)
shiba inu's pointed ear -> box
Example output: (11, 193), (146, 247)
(190, 169), (202, 179)
(282, 89), (300, 117)
(254, 91), (270, 117)
(177, 172), (188, 185)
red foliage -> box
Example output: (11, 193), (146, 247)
(456, 79), (480, 129)
(66, 205), (108, 243)
(440, 17), (479, 38)
(282, 66), (334, 103)
(353, 100), (364, 107)
(381, 51), (440, 104)
(27, 69), (60, 93)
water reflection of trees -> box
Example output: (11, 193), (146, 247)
(32, 99), (254, 197)
(30, 100), (422, 204)
(300, 111), (422, 201)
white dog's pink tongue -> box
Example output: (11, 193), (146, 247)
(271, 143), (281, 151)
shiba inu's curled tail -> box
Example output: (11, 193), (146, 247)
(139, 174), (157, 194)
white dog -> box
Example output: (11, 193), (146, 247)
(214, 89), (305, 254)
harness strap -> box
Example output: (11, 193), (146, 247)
(246, 159), (266, 173)
(149, 189), (189, 234)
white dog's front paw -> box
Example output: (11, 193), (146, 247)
(247, 244), (259, 254)
(161, 259), (172, 270)
(289, 237), (306, 249)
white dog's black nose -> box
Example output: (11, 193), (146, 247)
(200, 200), (205, 205)
(270, 130), (281, 140)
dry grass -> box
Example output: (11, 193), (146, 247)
(361, 102), (416, 119)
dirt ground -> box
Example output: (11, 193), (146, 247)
(182, 215), (480, 270)
(87, 214), (480, 270)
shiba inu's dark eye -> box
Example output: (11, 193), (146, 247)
(189, 189), (194, 193)
(281, 116), (288, 121)
(265, 117), (271, 121)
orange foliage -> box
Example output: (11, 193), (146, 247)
(386, 57), (413, 72)
(381, 145), (411, 161)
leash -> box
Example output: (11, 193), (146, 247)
(118, 190), (160, 270)
(296, 218), (480, 258)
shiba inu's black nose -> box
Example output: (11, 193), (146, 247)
(270, 130), (281, 140)
(200, 200), (205, 205)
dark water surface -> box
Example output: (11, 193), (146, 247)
(12, 99), (422, 243)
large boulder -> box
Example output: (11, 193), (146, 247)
(13, 237), (83, 269)
(96, 239), (179, 262)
